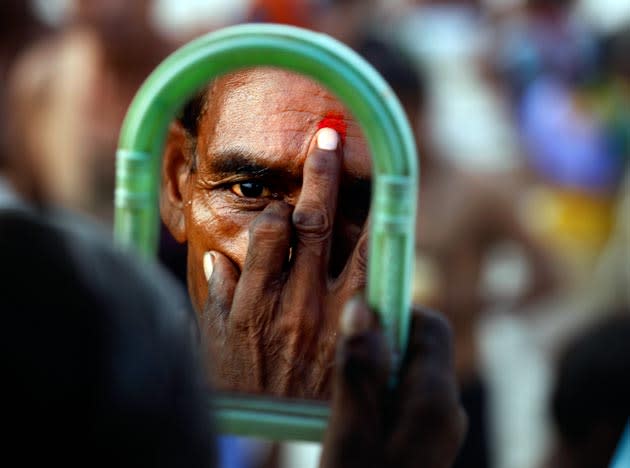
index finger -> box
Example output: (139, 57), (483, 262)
(289, 127), (342, 285)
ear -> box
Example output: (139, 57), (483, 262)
(160, 121), (192, 243)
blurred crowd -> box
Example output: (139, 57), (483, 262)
(1, 1), (628, 468)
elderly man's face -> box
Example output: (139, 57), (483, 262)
(162, 68), (371, 313)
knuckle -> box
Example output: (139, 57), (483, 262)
(347, 256), (367, 291)
(231, 296), (273, 331)
(292, 207), (331, 238)
(350, 275), (367, 293)
(307, 150), (338, 176)
(249, 210), (289, 241)
(354, 236), (369, 272)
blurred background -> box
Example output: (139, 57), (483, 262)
(1, 1), (628, 467)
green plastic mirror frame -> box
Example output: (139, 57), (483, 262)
(114, 23), (417, 441)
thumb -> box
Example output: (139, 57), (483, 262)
(200, 250), (239, 352)
(320, 296), (389, 468)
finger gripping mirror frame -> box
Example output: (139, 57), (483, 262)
(114, 23), (418, 442)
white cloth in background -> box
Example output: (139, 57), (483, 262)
(479, 313), (552, 468)
(280, 441), (322, 468)
(394, 5), (520, 174)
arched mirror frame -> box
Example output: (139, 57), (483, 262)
(114, 23), (418, 441)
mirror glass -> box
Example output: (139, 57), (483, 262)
(159, 66), (374, 400)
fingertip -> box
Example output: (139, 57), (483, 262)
(340, 295), (372, 337)
(203, 251), (216, 283)
(316, 127), (339, 151)
(204, 250), (240, 296)
(408, 307), (454, 356)
(202, 251), (239, 323)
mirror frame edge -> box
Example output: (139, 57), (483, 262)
(114, 23), (418, 442)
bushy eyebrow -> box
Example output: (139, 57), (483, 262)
(205, 148), (372, 192)
(206, 149), (298, 183)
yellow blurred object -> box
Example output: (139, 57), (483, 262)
(521, 186), (617, 278)
(412, 253), (442, 308)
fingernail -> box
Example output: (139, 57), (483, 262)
(203, 251), (215, 282)
(317, 127), (339, 151)
(340, 296), (370, 337)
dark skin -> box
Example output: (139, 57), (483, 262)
(322, 297), (467, 468)
(162, 68), (371, 398)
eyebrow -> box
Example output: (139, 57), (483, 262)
(206, 149), (298, 183)
(206, 148), (372, 191)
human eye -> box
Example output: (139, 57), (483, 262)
(229, 181), (272, 198)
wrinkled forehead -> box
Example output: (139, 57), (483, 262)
(212, 67), (337, 113)
(198, 67), (370, 178)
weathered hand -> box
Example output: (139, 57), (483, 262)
(200, 128), (368, 398)
(320, 298), (467, 468)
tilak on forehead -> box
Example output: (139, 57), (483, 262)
(317, 112), (347, 144)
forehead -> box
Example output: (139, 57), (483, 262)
(197, 67), (370, 178)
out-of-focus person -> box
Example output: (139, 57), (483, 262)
(7, 0), (175, 221)
(481, 5), (628, 466)
(358, 36), (559, 468)
(494, 0), (598, 102)
(392, 0), (522, 174)
(546, 312), (630, 468)
(514, 19), (629, 285)
(1, 188), (214, 467)
(0, 0), (49, 203)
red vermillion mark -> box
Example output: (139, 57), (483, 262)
(317, 112), (347, 144)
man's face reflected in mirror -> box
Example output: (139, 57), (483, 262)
(161, 67), (371, 399)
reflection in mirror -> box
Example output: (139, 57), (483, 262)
(159, 67), (373, 399)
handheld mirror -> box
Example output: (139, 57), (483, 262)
(114, 23), (417, 441)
